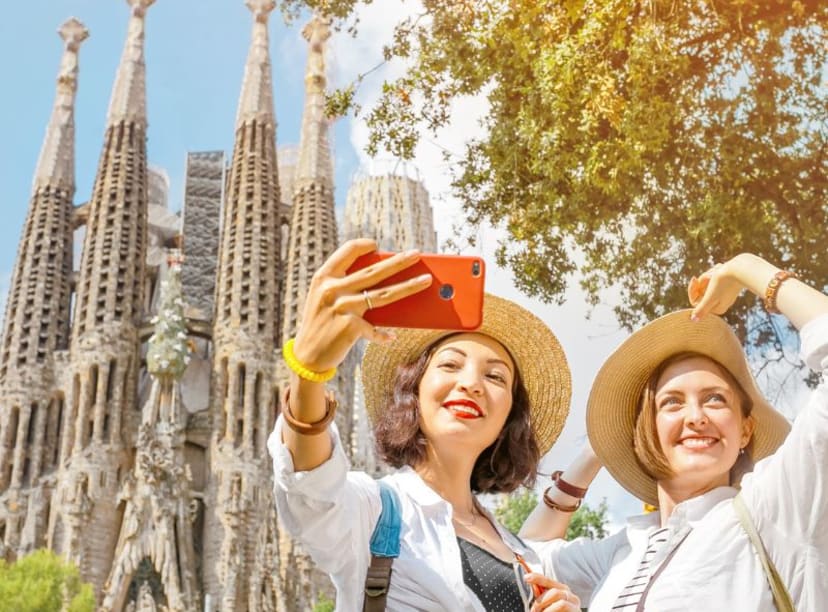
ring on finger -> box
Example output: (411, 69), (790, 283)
(362, 290), (374, 310)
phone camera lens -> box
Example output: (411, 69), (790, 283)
(439, 284), (454, 300)
(471, 260), (481, 277)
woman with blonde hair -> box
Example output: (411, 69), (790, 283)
(522, 253), (828, 611)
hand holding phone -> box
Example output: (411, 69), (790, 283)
(346, 251), (485, 330)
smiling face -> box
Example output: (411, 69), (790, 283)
(653, 356), (755, 495)
(417, 333), (516, 454)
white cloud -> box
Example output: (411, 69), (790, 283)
(330, 3), (642, 525)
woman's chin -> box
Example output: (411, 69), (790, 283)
(662, 462), (732, 494)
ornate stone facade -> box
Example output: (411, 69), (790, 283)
(342, 170), (438, 253)
(0, 2), (436, 610)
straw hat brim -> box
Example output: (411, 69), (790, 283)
(586, 309), (791, 508)
(362, 294), (571, 455)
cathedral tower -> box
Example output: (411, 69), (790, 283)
(275, 15), (356, 608)
(202, 1), (283, 608)
(0, 17), (88, 559)
(50, 0), (154, 595)
(280, 15), (338, 341)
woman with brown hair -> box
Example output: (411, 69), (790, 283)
(268, 239), (588, 611)
(523, 253), (828, 611)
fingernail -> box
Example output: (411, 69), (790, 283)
(379, 331), (397, 344)
(690, 313), (699, 322)
(405, 249), (420, 257)
(417, 273), (432, 283)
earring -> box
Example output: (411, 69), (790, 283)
(739, 447), (745, 456)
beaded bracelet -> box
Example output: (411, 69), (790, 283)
(282, 338), (337, 383)
(763, 270), (798, 314)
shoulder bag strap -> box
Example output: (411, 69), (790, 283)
(733, 492), (796, 612)
(363, 481), (402, 612)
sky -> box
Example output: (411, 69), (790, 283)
(0, 1), (643, 523)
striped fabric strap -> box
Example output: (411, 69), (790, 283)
(611, 527), (669, 610)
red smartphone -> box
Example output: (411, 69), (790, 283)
(346, 251), (485, 330)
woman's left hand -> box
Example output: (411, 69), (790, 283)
(524, 573), (581, 611)
(687, 255), (756, 318)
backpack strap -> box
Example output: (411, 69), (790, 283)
(363, 480), (401, 612)
(733, 493), (796, 612)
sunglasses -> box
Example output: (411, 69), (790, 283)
(514, 553), (547, 604)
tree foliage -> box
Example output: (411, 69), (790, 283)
(312, 593), (336, 612)
(494, 488), (539, 534)
(494, 489), (609, 540)
(281, 0), (827, 346)
(0, 549), (95, 612)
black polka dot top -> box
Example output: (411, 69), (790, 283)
(457, 537), (531, 611)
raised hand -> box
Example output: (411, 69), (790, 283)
(292, 238), (432, 373)
(688, 253), (827, 330)
(688, 256), (752, 319)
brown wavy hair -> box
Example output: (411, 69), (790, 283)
(373, 336), (540, 494)
(633, 351), (755, 485)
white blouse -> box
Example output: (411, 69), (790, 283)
(268, 425), (543, 611)
(534, 314), (828, 611)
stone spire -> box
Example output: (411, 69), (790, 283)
(107, 0), (154, 128)
(235, 0), (276, 129)
(0, 17), (86, 385)
(203, 1), (283, 606)
(70, 0), (154, 342)
(280, 14), (338, 341)
(275, 17), (351, 608)
(0, 19), (87, 559)
(53, 0), (155, 597)
(211, 0), (282, 342)
(33, 18), (89, 191)
(293, 14), (334, 187)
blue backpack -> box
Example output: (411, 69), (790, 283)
(362, 481), (401, 612)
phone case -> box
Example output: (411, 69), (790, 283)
(346, 252), (486, 330)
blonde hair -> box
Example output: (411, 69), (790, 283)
(633, 351), (755, 484)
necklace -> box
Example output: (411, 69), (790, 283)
(452, 508), (479, 529)
(453, 508), (515, 564)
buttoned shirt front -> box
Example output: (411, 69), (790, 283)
(534, 314), (828, 611)
(268, 425), (543, 611)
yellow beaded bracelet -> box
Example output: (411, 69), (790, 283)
(282, 338), (337, 383)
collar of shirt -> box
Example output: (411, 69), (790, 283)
(390, 466), (538, 562)
(625, 486), (738, 566)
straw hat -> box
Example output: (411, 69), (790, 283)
(361, 294), (571, 455)
(586, 309), (791, 507)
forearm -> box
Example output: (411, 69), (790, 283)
(520, 444), (602, 540)
(724, 254), (828, 329)
(282, 374), (335, 472)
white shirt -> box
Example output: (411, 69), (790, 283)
(534, 314), (828, 611)
(268, 425), (543, 611)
